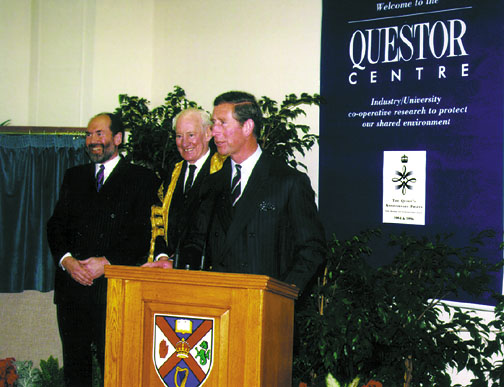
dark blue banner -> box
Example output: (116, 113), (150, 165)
(320, 0), (504, 304)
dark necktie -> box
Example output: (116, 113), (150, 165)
(184, 164), (197, 193)
(96, 165), (105, 192)
(230, 164), (242, 206)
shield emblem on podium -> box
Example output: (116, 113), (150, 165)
(153, 314), (214, 387)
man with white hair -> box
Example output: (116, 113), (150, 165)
(146, 108), (225, 268)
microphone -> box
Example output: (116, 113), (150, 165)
(175, 171), (222, 271)
(173, 242), (181, 269)
(173, 237), (194, 270)
(199, 241), (206, 271)
(198, 191), (222, 271)
(174, 215), (205, 270)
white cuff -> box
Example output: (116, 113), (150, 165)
(155, 253), (172, 262)
(59, 253), (72, 270)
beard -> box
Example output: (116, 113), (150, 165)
(86, 143), (117, 163)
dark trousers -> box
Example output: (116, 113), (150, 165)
(56, 302), (107, 387)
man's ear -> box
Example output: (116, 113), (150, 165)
(204, 126), (212, 141)
(243, 119), (255, 137)
(113, 132), (123, 146)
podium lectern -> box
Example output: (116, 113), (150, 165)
(104, 265), (299, 387)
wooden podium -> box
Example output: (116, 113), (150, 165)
(104, 265), (299, 386)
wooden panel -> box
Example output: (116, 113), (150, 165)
(104, 275), (124, 386)
(261, 290), (295, 386)
(104, 266), (298, 387)
(105, 266), (298, 299)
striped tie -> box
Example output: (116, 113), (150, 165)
(96, 165), (105, 192)
(230, 164), (242, 206)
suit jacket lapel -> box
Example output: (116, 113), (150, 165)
(191, 154), (211, 190)
(100, 158), (127, 190)
(222, 154), (270, 251)
(212, 159), (233, 231)
(172, 161), (187, 202)
(182, 153), (213, 200)
(86, 163), (98, 192)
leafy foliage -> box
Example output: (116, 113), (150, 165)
(35, 356), (64, 387)
(293, 229), (504, 387)
(487, 294), (504, 385)
(13, 356), (64, 387)
(12, 360), (36, 387)
(258, 93), (322, 171)
(114, 86), (199, 179)
(114, 86), (322, 177)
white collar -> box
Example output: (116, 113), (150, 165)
(95, 155), (121, 182)
(188, 149), (211, 172)
(231, 146), (262, 191)
(231, 146), (262, 171)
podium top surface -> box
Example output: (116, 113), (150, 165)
(105, 265), (299, 300)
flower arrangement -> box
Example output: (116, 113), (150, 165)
(0, 358), (18, 387)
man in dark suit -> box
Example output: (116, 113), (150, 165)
(47, 112), (159, 386)
(145, 108), (226, 269)
(195, 91), (326, 292)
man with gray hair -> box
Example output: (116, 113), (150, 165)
(146, 108), (226, 267)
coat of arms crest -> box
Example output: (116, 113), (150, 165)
(153, 314), (214, 387)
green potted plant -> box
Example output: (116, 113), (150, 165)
(293, 229), (504, 387)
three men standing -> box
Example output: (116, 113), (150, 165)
(47, 92), (326, 385)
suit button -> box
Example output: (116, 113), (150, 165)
(99, 233), (104, 238)
(248, 232), (256, 238)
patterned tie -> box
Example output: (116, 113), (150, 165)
(230, 164), (242, 206)
(96, 164), (105, 192)
(184, 164), (197, 193)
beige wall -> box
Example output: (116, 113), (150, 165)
(1, 0), (321, 185)
(0, 0), (322, 366)
(0, 291), (62, 366)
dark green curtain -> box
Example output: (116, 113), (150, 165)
(0, 134), (87, 292)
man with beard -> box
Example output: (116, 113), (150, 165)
(47, 112), (159, 386)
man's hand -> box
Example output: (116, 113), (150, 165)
(141, 256), (174, 269)
(81, 256), (111, 280)
(62, 256), (95, 286)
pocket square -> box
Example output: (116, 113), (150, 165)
(259, 201), (276, 211)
